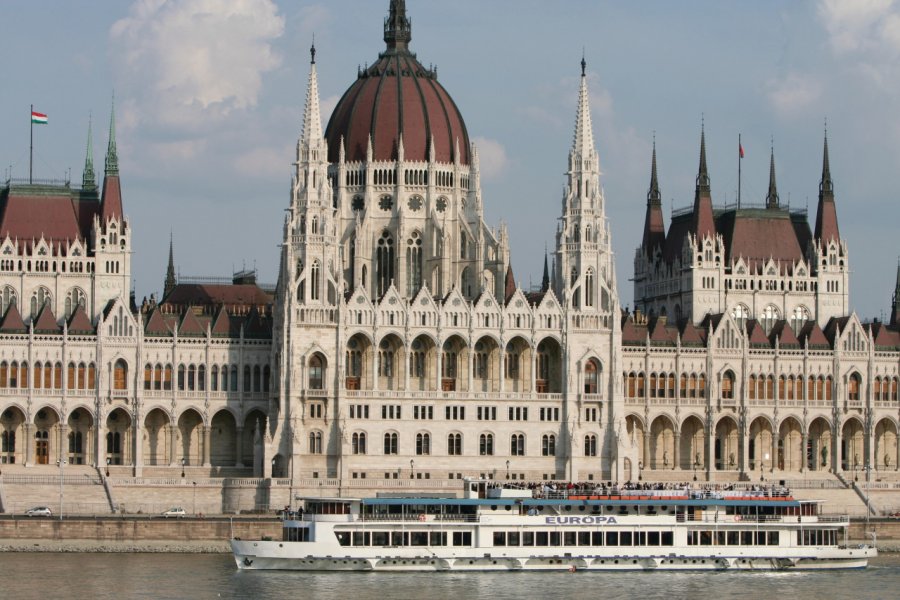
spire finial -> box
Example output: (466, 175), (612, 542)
(105, 93), (119, 175)
(648, 132), (661, 205)
(581, 49), (586, 77)
(310, 34), (316, 64)
(384, 0), (411, 51)
(164, 231), (177, 299)
(766, 141), (779, 209)
(82, 113), (96, 190)
(696, 117), (710, 191)
(820, 120), (833, 194)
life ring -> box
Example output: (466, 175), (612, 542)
(734, 514), (742, 522)
(418, 513), (427, 522)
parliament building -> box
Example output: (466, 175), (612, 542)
(0, 2), (897, 500)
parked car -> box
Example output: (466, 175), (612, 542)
(162, 507), (186, 518)
(25, 506), (52, 517)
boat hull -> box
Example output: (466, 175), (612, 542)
(231, 540), (875, 572)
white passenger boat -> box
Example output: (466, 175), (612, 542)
(231, 479), (875, 571)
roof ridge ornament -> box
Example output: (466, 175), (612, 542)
(766, 140), (779, 209)
(384, 0), (411, 51)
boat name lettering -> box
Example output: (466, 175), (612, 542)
(544, 516), (618, 526)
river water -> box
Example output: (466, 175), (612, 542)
(2, 553), (899, 599)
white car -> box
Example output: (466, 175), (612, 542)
(25, 506), (52, 517)
(162, 507), (186, 518)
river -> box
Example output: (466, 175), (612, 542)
(2, 553), (899, 599)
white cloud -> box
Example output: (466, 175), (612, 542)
(110, 0), (285, 127)
(472, 137), (509, 180)
(766, 73), (824, 115)
(233, 144), (293, 179)
(818, 0), (896, 54)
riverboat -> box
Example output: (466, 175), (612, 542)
(231, 479), (875, 572)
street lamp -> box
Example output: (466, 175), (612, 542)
(192, 481), (197, 516)
(181, 458), (185, 478)
(693, 459), (699, 482)
(410, 459), (415, 479)
(506, 460), (510, 480)
(638, 461), (643, 481)
(57, 459), (67, 521)
(105, 457), (110, 478)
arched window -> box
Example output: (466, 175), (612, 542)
(0, 286), (17, 316)
(406, 231), (423, 297)
(584, 360), (599, 393)
(243, 366), (251, 392)
(376, 231), (395, 297)
(761, 305), (779, 334)
(584, 434), (597, 457)
(352, 432), (367, 455)
(198, 365), (206, 391)
(177, 364), (186, 391)
(731, 304), (750, 329)
(459, 230), (467, 259)
(383, 432), (398, 455)
(479, 433), (494, 456)
(541, 434), (556, 456)
(187, 364), (196, 391)
(64, 288), (86, 318)
(164, 365), (173, 391)
(253, 365), (261, 392)
(309, 355), (324, 390)
(790, 306), (809, 332)
(510, 433), (525, 456)
(585, 268), (595, 307)
(848, 373), (861, 402)
(113, 359), (127, 391)
(144, 364), (152, 390)
(310, 261), (320, 301)
(211, 366), (219, 391)
(749, 375), (757, 400)
(416, 432), (431, 455)
(448, 433), (462, 456)
(721, 371), (735, 400)
(30, 287), (51, 319)
(308, 431), (323, 454)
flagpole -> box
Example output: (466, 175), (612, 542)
(30, 104), (33, 184)
(737, 133), (742, 209)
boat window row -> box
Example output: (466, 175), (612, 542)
(492, 530), (675, 547)
(335, 530), (472, 547)
(687, 530), (781, 546)
(797, 529), (838, 546)
(283, 526), (312, 542)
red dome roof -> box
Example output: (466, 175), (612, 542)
(324, 4), (469, 165)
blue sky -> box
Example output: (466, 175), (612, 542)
(2, 0), (898, 320)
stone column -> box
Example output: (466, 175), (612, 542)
(832, 424), (842, 473)
(801, 432), (808, 473)
(642, 433), (650, 472)
(499, 350), (506, 393)
(235, 426), (244, 468)
(771, 433), (779, 475)
(203, 425), (212, 467)
(673, 431), (681, 471)
(24, 423), (33, 466)
(58, 423), (68, 463)
(169, 424), (177, 466)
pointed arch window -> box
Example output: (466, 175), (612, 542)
(406, 231), (423, 297)
(459, 230), (467, 259)
(352, 432), (367, 455)
(731, 304), (750, 329)
(479, 433), (494, 456)
(790, 306), (809, 332)
(376, 231), (394, 297)
(310, 261), (321, 301)
(585, 268), (595, 307)
(761, 305), (779, 334)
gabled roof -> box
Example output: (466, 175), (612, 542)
(770, 320), (800, 348)
(178, 308), (205, 337)
(243, 306), (271, 338)
(620, 314), (645, 345)
(210, 307), (232, 337)
(678, 320), (706, 346)
(0, 184), (100, 249)
(144, 307), (174, 336)
(799, 321), (830, 349)
(869, 322), (900, 350)
(163, 283), (272, 308)
(746, 320), (770, 347)
(649, 317), (676, 346)
(66, 305), (94, 334)
(33, 303), (61, 334)
(0, 302), (27, 333)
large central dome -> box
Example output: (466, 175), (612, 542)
(324, 1), (470, 165)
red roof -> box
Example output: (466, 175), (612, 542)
(718, 209), (810, 270)
(33, 304), (60, 334)
(100, 174), (123, 221)
(163, 284), (272, 309)
(799, 322), (830, 349)
(66, 305), (94, 334)
(771, 321), (800, 347)
(324, 48), (469, 165)
(144, 308), (174, 336)
(0, 185), (99, 248)
(679, 321), (706, 346)
(178, 309), (205, 336)
(0, 303), (26, 333)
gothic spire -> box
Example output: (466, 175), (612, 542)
(766, 144), (779, 209)
(105, 94), (118, 175)
(815, 128), (840, 242)
(648, 136), (661, 205)
(164, 233), (177, 299)
(300, 39), (323, 148)
(384, 0), (411, 51)
(541, 249), (550, 293)
(572, 57), (595, 159)
(696, 120), (710, 193)
(820, 125), (833, 195)
(892, 260), (900, 327)
(82, 114), (96, 190)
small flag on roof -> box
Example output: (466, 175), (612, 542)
(31, 110), (48, 125)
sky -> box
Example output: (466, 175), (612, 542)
(1, 0), (898, 320)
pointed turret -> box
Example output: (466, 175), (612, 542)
(642, 138), (666, 254)
(164, 233), (177, 299)
(100, 97), (123, 221)
(82, 115), (96, 190)
(300, 40), (323, 148)
(384, 0), (411, 51)
(692, 123), (715, 240)
(814, 129), (840, 243)
(572, 58), (596, 161)
(766, 145), (779, 209)
(504, 264), (516, 302)
(891, 261), (900, 327)
(541, 250), (550, 293)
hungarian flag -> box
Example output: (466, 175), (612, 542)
(739, 143), (745, 158)
(31, 110), (48, 125)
